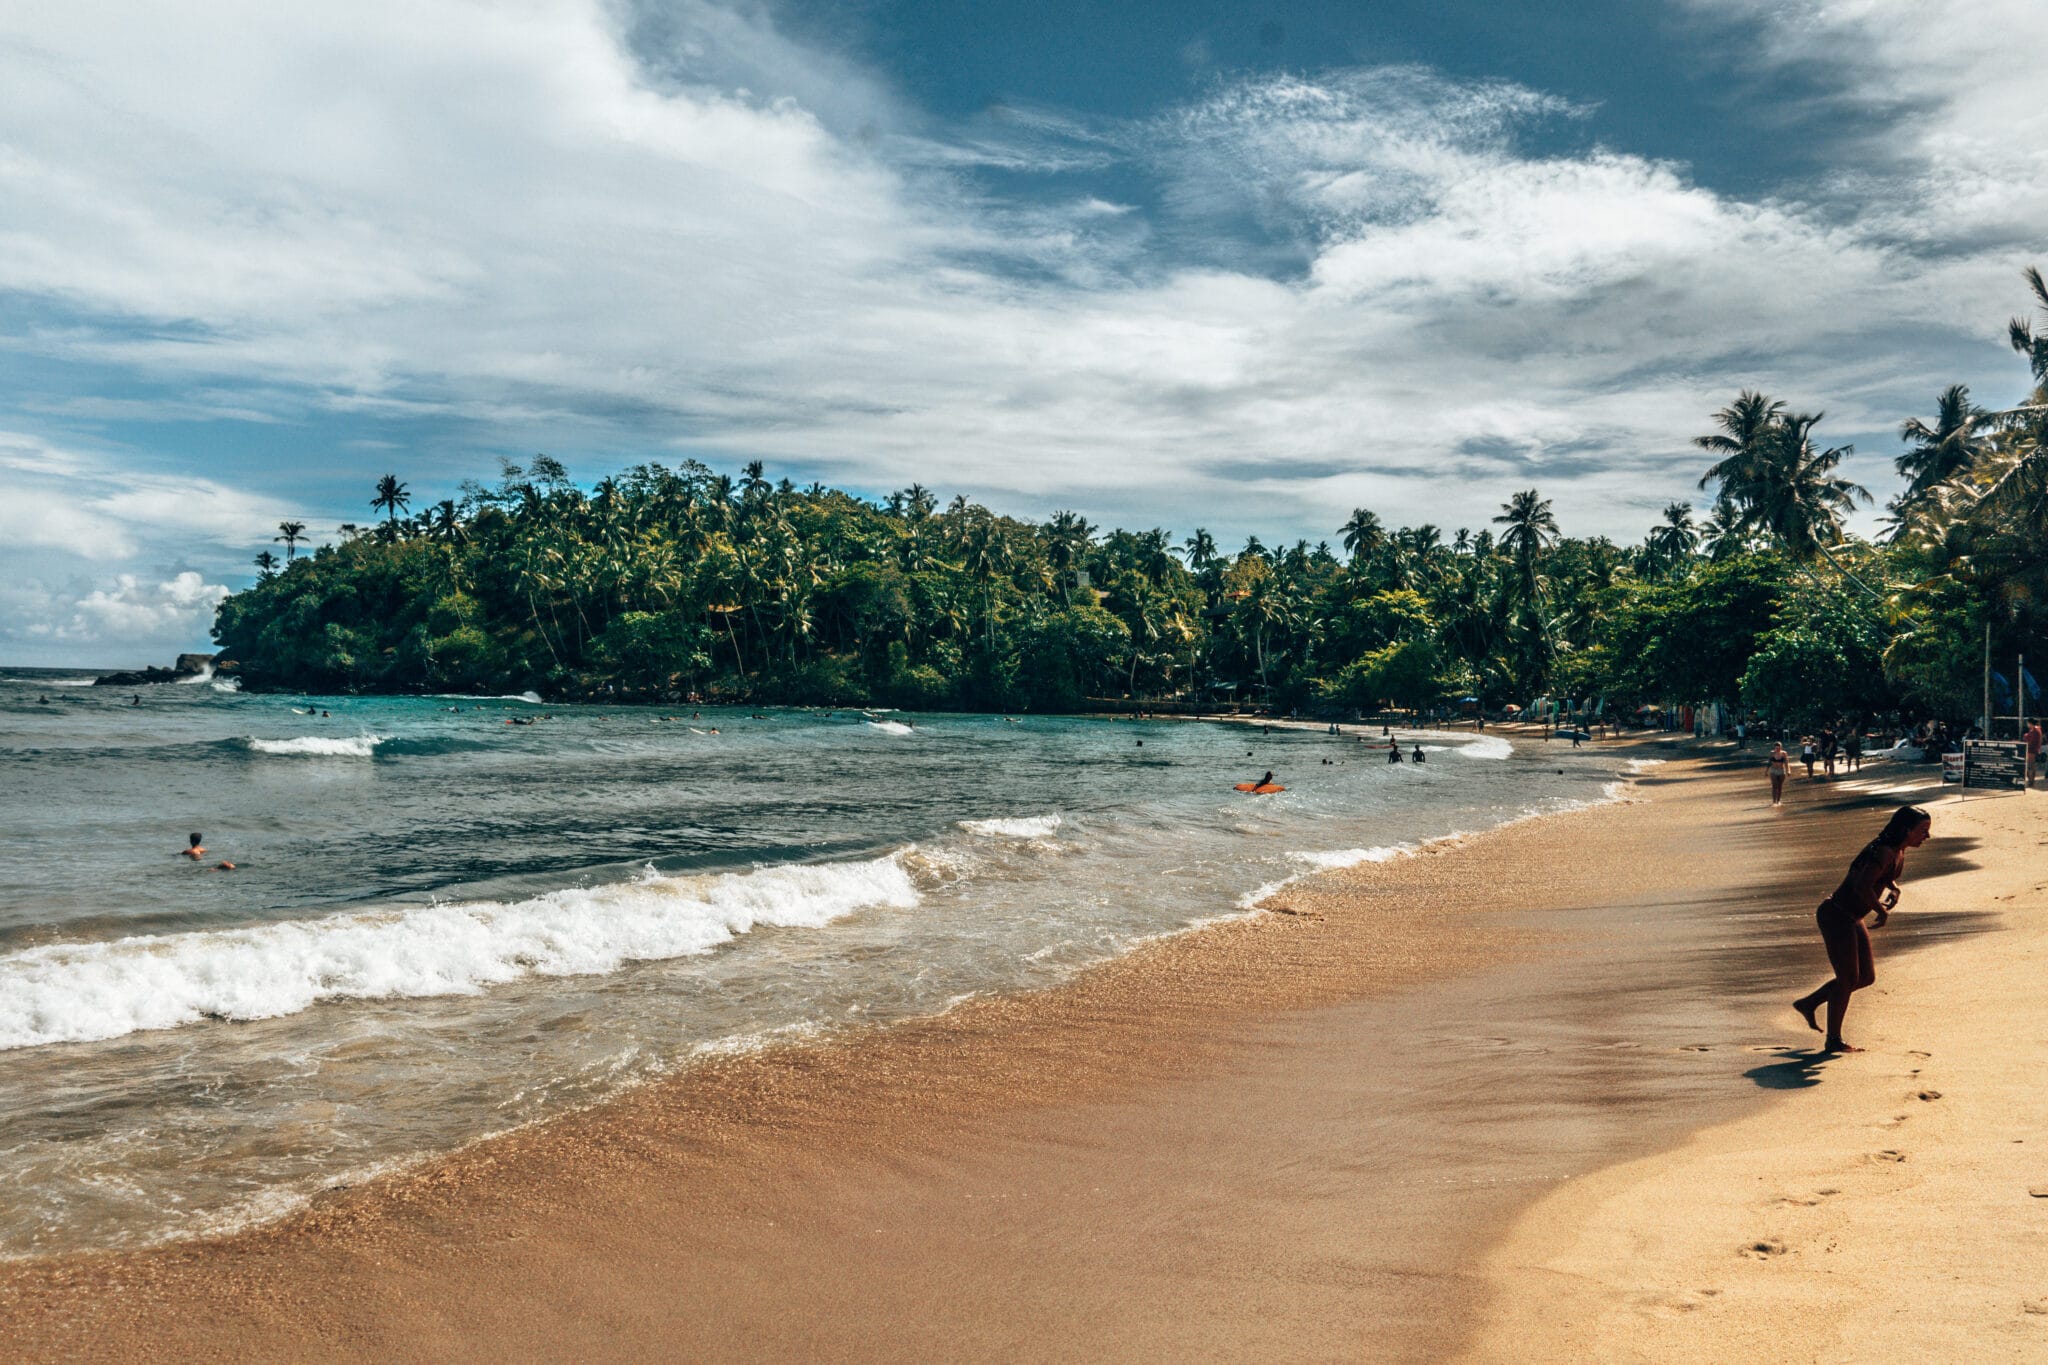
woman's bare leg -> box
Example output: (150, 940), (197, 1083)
(1795, 918), (1865, 1049)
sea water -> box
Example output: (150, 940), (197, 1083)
(0, 668), (1636, 1257)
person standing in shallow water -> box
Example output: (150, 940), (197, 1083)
(1793, 805), (1932, 1053)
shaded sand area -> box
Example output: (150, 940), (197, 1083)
(0, 748), (1979, 1362)
(1471, 780), (2047, 1362)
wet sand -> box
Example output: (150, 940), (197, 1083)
(0, 747), (1946, 1361)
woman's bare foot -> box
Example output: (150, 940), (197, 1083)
(1823, 1039), (1862, 1053)
(1795, 999), (1821, 1032)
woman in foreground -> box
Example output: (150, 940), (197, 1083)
(1794, 804), (1932, 1052)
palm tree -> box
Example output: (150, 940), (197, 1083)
(1045, 510), (1095, 603)
(1643, 503), (1697, 575)
(371, 474), (411, 531)
(274, 520), (307, 561)
(252, 549), (279, 578)
(1181, 528), (1218, 569)
(1896, 384), (1989, 499)
(1695, 390), (1787, 500)
(1744, 413), (1869, 559)
(1492, 489), (1558, 601)
(1339, 507), (1385, 562)
(1699, 498), (1745, 561)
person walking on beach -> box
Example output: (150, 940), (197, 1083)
(1793, 805), (1931, 1052)
(1821, 727), (1839, 778)
(1844, 729), (1863, 772)
(1766, 742), (1790, 805)
(1800, 736), (1817, 778)
(2027, 720), (2043, 787)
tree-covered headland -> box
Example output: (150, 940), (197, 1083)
(215, 271), (2048, 727)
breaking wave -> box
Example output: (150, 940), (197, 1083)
(957, 813), (1062, 839)
(0, 854), (921, 1050)
(244, 735), (382, 758)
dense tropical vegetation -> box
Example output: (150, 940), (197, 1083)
(214, 271), (2048, 728)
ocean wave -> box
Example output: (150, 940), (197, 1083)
(866, 720), (914, 735)
(0, 854), (921, 1051)
(211, 678), (242, 694)
(174, 665), (216, 685)
(431, 691), (543, 704)
(1289, 843), (1419, 871)
(957, 813), (1062, 839)
(244, 735), (382, 758)
(1456, 734), (1513, 760)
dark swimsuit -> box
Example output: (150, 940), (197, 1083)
(1816, 838), (1898, 957)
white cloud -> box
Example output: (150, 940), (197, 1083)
(63, 571), (228, 639)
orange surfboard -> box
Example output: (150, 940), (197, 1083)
(1233, 782), (1286, 794)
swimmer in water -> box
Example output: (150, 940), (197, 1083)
(181, 833), (205, 859)
(1411, 743), (1425, 763)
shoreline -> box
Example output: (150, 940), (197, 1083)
(0, 745), (1925, 1360)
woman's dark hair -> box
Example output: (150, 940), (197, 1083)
(1877, 805), (1931, 846)
(189, 833), (203, 846)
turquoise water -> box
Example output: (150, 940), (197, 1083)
(0, 667), (1634, 1256)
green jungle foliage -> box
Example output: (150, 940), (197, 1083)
(217, 272), (2048, 722)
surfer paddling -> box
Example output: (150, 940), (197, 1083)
(1792, 805), (1931, 1052)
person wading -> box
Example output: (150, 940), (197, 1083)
(1793, 805), (1932, 1053)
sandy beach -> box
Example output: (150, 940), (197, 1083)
(1471, 777), (2048, 1361)
(1, 746), (2015, 1362)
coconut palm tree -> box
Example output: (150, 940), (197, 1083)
(1339, 507), (1386, 562)
(1642, 502), (1698, 576)
(371, 474), (411, 531)
(273, 520), (307, 561)
(252, 549), (279, 578)
(1492, 489), (1558, 602)
(1741, 413), (1869, 560)
(1695, 390), (1787, 500)
(1896, 384), (1989, 499)
(1180, 527), (1218, 569)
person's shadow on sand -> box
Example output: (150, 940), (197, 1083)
(1745, 1050), (1835, 1089)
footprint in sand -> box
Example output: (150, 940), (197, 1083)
(1679, 1044), (1713, 1052)
(1917, 1090), (1943, 1101)
(2028, 1186), (2048, 1199)
(1870, 1150), (1908, 1164)
(1739, 1239), (1787, 1259)
(1908, 1050), (1932, 1058)
(2024, 1298), (2048, 1317)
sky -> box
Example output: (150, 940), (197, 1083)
(2, 1), (2045, 666)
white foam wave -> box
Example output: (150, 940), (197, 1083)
(957, 813), (1062, 839)
(1457, 734), (1513, 760)
(175, 664), (216, 685)
(210, 678), (242, 694)
(246, 735), (382, 757)
(10, 676), (97, 687)
(866, 719), (913, 735)
(1290, 843), (1418, 871)
(430, 691), (543, 703)
(0, 854), (921, 1051)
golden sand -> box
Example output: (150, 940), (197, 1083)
(1468, 782), (2048, 1362)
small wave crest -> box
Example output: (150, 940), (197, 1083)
(866, 720), (914, 735)
(0, 854), (921, 1050)
(1456, 734), (1512, 760)
(957, 813), (1062, 839)
(244, 735), (382, 758)
(431, 691), (543, 704)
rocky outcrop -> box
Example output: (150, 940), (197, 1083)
(94, 653), (222, 687)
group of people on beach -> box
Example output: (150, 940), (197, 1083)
(1762, 722), (1868, 805)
